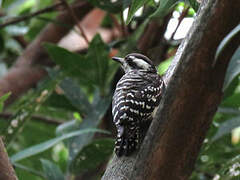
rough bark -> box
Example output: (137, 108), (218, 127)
(102, 0), (240, 179)
(0, 1), (92, 106)
(0, 138), (17, 180)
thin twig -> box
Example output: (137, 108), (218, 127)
(170, 6), (190, 40)
(109, 14), (123, 37)
(59, 0), (89, 44)
(0, 112), (63, 125)
(120, 11), (128, 37)
(12, 36), (28, 48)
(0, 2), (64, 28)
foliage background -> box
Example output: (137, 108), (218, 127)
(0, 0), (239, 179)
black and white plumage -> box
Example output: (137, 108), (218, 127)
(112, 53), (164, 157)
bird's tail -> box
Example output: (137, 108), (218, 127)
(114, 119), (152, 157)
(115, 127), (139, 157)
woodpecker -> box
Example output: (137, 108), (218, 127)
(112, 53), (164, 157)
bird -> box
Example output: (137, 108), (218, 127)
(112, 53), (165, 157)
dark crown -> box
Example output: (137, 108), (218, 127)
(112, 53), (156, 73)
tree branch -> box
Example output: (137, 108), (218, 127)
(0, 1), (92, 106)
(0, 112), (63, 125)
(137, 12), (172, 64)
(109, 14), (123, 37)
(59, 0), (89, 44)
(170, 6), (190, 40)
(0, 138), (18, 180)
(0, 2), (64, 28)
(102, 0), (240, 179)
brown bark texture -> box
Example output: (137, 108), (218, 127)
(102, 0), (240, 179)
(0, 1), (92, 106)
(0, 138), (17, 180)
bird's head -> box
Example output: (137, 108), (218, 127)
(112, 53), (157, 73)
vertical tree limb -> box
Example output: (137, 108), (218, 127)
(102, 0), (240, 179)
(0, 138), (17, 180)
(137, 13), (172, 64)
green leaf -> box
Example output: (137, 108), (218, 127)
(223, 47), (240, 91)
(44, 44), (95, 87)
(218, 107), (240, 116)
(212, 116), (240, 142)
(3, 75), (60, 145)
(221, 93), (240, 108)
(157, 57), (173, 75)
(151, 0), (179, 18)
(45, 35), (113, 94)
(11, 128), (108, 162)
(59, 78), (92, 115)
(13, 162), (46, 179)
(126, 0), (148, 24)
(56, 120), (78, 136)
(70, 138), (114, 174)
(67, 95), (112, 164)
(44, 92), (78, 112)
(0, 92), (11, 103)
(216, 155), (240, 178)
(41, 159), (64, 180)
(73, 112), (82, 122)
(223, 76), (239, 100)
(215, 24), (240, 64)
(0, 92), (11, 112)
(44, 43), (92, 85)
(123, 0), (132, 9)
(86, 34), (111, 94)
(186, 0), (199, 12)
(106, 61), (119, 89)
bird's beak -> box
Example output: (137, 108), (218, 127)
(112, 56), (124, 64)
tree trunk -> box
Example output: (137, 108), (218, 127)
(102, 0), (240, 179)
(0, 138), (17, 180)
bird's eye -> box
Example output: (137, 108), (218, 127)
(125, 57), (131, 61)
(127, 56), (136, 63)
(127, 59), (138, 69)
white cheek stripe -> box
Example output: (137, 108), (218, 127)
(132, 58), (151, 69)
